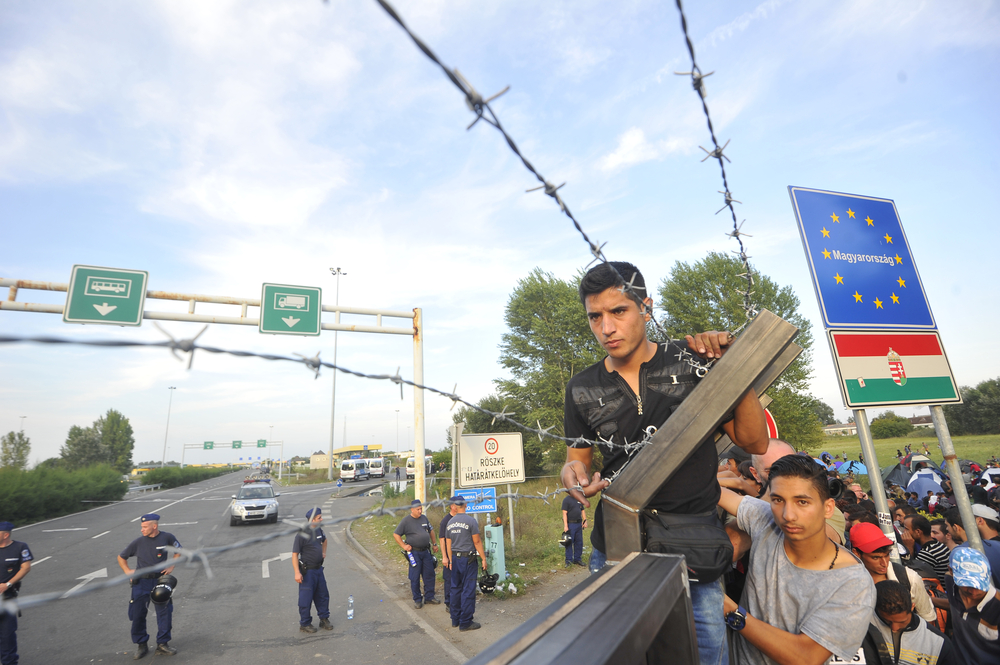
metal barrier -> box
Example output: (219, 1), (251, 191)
(466, 553), (697, 665)
(126, 483), (163, 493)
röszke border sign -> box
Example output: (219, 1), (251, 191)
(457, 433), (524, 488)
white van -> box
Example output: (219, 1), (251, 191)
(340, 459), (370, 482)
(367, 457), (385, 478)
(405, 456), (434, 479)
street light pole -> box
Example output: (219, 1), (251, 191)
(395, 409), (400, 454)
(19, 416), (26, 433)
(328, 267), (346, 481)
(161, 387), (176, 468)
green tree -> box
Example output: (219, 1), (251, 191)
(944, 378), (1000, 435)
(869, 410), (914, 439)
(808, 398), (837, 426)
(60, 425), (108, 468)
(97, 409), (135, 474)
(657, 252), (823, 445)
(0, 431), (31, 470)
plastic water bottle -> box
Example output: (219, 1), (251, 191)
(348, 595), (354, 620)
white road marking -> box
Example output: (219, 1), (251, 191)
(130, 486), (221, 521)
(159, 522), (198, 526)
(261, 552), (294, 578)
(43, 528), (87, 532)
(31, 556), (51, 566)
(61, 567), (108, 598)
(91, 530), (111, 539)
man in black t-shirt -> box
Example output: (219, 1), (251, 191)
(0, 520), (32, 665)
(561, 261), (768, 665)
(560, 495), (587, 567)
(116, 514), (181, 659)
(438, 501), (460, 611)
(393, 500), (439, 609)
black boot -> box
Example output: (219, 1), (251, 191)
(155, 643), (178, 656)
(318, 618), (333, 631)
(134, 643), (149, 660)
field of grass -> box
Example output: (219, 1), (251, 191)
(280, 468), (341, 485)
(802, 432), (1000, 472)
(352, 476), (584, 599)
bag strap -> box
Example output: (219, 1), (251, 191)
(891, 561), (911, 597)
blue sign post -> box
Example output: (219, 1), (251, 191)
(788, 187), (935, 330)
(455, 488), (497, 514)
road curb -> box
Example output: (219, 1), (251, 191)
(345, 520), (385, 571)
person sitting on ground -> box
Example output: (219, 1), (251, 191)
(907, 492), (922, 510)
(860, 579), (956, 665)
(946, 547), (1000, 664)
(850, 522), (937, 624)
(718, 455), (875, 665)
(972, 504), (1000, 542)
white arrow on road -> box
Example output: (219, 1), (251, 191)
(61, 567), (108, 598)
(281, 316), (300, 327)
(93, 303), (117, 316)
(262, 552), (294, 579)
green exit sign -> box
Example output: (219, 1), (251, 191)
(257, 440), (267, 448)
(232, 440), (242, 449)
(203, 441), (214, 450)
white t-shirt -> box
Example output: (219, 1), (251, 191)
(734, 497), (876, 665)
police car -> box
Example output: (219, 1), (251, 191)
(229, 482), (280, 526)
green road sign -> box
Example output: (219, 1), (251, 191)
(63, 265), (148, 326)
(232, 440), (242, 449)
(257, 440), (267, 448)
(204, 441), (214, 450)
(259, 283), (322, 336)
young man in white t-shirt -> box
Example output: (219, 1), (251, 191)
(718, 454), (875, 665)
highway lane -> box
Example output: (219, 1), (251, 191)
(11, 472), (463, 664)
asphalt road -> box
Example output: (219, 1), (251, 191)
(11, 471), (466, 664)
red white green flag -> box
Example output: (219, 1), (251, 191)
(828, 330), (961, 407)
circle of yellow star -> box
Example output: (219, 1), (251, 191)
(865, 216), (874, 226)
(830, 212), (840, 223)
(897, 277), (906, 288)
(891, 293), (900, 304)
(822, 248), (831, 259)
(847, 209), (855, 218)
(853, 291), (863, 303)
(895, 254), (902, 264)
(821, 227), (830, 238)
(834, 273), (844, 284)
(874, 297), (883, 309)
(883, 233), (892, 244)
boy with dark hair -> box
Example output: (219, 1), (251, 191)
(562, 261), (769, 665)
(849, 522), (936, 623)
(905, 514), (950, 583)
(718, 455), (874, 665)
(860, 579), (956, 664)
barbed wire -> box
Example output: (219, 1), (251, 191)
(0, 487), (572, 617)
(673, 0), (758, 327)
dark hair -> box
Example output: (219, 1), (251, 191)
(854, 511), (880, 527)
(981, 479), (989, 486)
(898, 506), (917, 517)
(875, 580), (911, 616)
(944, 507), (964, 529)
(845, 504), (873, 522)
(579, 261), (646, 305)
(860, 499), (876, 514)
(929, 519), (947, 529)
(839, 490), (858, 506)
(983, 517), (1000, 532)
(768, 455), (830, 501)
(737, 460), (756, 480)
(906, 514), (932, 537)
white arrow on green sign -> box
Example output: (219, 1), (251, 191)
(232, 440), (242, 449)
(257, 440), (267, 448)
(64, 265), (148, 326)
(259, 283), (322, 336)
(204, 441), (214, 450)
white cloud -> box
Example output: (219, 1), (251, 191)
(599, 127), (686, 172)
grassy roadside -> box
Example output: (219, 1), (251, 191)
(802, 432), (1000, 468)
(351, 477), (588, 599)
(280, 468), (341, 485)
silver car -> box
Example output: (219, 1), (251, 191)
(230, 482), (280, 526)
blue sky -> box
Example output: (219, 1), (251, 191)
(2, 0), (998, 467)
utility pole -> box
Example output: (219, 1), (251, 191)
(395, 409), (400, 453)
(328, 267), (346, 481)
(19, 416), (26, 433)
(161, 387), (176, 468)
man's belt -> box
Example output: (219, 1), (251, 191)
(410, 546), (429, 552)
(568, 519), (582, 523)
(452, 551), (477, 558)
(299, 562), (323, 571)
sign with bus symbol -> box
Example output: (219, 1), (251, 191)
(85, 277), (131, 298)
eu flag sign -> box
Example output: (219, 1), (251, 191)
(788, 187), (935, 329)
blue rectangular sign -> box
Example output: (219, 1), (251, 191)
(789, 187), (935, 329)
(455, 488), (497, 514)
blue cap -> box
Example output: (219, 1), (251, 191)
(305, 508), (322, 519)
(410, 499), (422, 508)
(0, 521), (13, 532)
(140, 514), (160, 523)
(450, 495), (466, 504)
(951, 547), (991, 592)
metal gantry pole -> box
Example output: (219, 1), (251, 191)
(328, 267), (346, 481)
(413, 307), (426, 504)
(161, 386), (176, 468)
(853, 409), (900, 563)
(930, 405), (984, 553)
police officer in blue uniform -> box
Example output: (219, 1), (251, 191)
(292, 508), (332, 633)
(444, 497), (487, 631)
(393, 500), (440, 609)
(116, 514), (181, 659)
(0, 521), (32, 665)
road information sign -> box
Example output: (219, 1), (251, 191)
(788, 187), (935, 329)
(828, 330), (961, 408)
(455, 488), (497, 514)
(259, 283), (322, 336)
(64, 265), (148, 326)
(458, 433), (524, 488)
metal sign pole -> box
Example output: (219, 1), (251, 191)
(930, 405), (984, 552)
(413, 308), (426, 504)
(507, 482), (516, 553)
(853, 409), (899, 563)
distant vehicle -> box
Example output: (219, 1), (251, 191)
(278, 295), (307, 309)
(405, 456), (434, 480)
(367, 457), (386, 478)
(340, 459), (370, 482)
(230, 482), (280, 526)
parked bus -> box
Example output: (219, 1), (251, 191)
(340, 459), (370, 482)
(367, 457), (386, 478)
(405, 456), (434, 480)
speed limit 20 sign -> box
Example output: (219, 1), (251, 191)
(457, 432), (525, 488)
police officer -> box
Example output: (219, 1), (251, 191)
(0, 521), (32, 665)
(393, 499), (439, 609)
(438, 500), (460, 612)
(561, 494), (587, 567)
(292, 508), (332, 633)
(444, 497), (486, 631)
(116, 514), (181, 659)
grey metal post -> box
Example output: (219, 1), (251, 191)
(413, 308), (426, 503)
(451, 421), (464, 498)
(930, 405), (984, 552)
(328, 267), (346, 481)
(508, 483), (516, 553)
(853, 409), (899, 562)
(161, 386), (176, 468)
(278, 439), (284, 481)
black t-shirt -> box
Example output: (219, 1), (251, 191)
(561, 496), (583, 522)
(120, 531), (181, 572)
(292, 527), (327, 568)
(439, 513), (454, 542)
(565, 340), (722, 552)
(1, 540), (33, 585)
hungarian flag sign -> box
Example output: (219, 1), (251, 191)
(828, 330), (961, 407)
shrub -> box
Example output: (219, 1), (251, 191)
(143, 466), (228, 488)
(0, 464), (128, 525)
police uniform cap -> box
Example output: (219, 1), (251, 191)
(410, 499), (422, 508)
(140, 513), (160, 523)
(305, 508), (322, 518)
(450, 495), (466, 505)
(0, 521), (13, 532)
